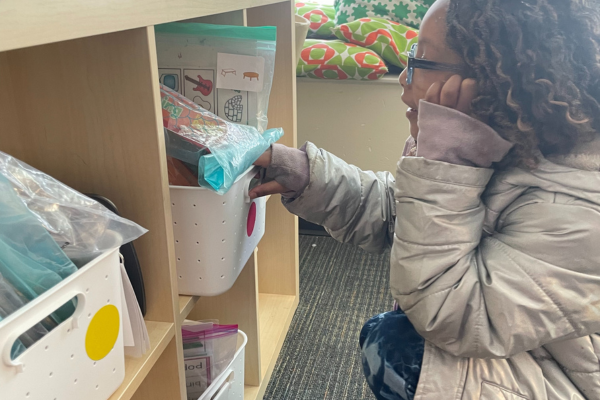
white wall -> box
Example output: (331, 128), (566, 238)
(296, 74), (411, 174)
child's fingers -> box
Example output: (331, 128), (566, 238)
(253, 148), (273, 168)
(424, 81), (444, 105)
(456, 78), (478, 114)
(440, 75), (462, 108)
(249, 180), (288, 199)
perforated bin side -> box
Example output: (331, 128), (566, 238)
(170, 168), (266, 296)
(0, 248), (125, 400)
(198, 330), (247, 400)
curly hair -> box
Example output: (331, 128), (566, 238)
(446, 0), (600, 168)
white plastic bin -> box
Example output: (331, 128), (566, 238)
(0, 248), (125, 400)
(170, 167), (266, 296)
(198, 330), (247, 400)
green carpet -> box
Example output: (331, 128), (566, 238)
(264, 236), (392, 400)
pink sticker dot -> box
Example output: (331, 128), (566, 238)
(247, 202), (257, 237)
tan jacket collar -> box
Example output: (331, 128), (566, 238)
(548, 137), (600, 171)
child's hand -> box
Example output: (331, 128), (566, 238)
(249, 181), (288, 199)
(250, 148), (290, 199)
(424, 75), (478, 115)
(254, 147), (273, 168)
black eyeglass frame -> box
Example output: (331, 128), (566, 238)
(406, 43), (466, 84)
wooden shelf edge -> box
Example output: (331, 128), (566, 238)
(244, 293), (299, 400)
(178, 295), (200, 324)
(108, 321), (175, 400)
(0, 0), (287, 52)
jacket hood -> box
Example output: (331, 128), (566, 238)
(548, 136), (600, 172)
(482, 139), (600, 233)
(493, 138), (600, 208)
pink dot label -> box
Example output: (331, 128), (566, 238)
(247, 202), (257, 237)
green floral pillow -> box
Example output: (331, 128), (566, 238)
(333, 17), (418, 68)
(297, 39), (388, 80)
(295, 2), (336, 38)
(334, 0), (435, 29)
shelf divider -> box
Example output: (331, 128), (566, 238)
(178, 296), (200, 325)
(244, 293), (298, 400)
(109, 321), (175, 400)
(247, 1), (300, 298)
(130, 334), (183, 400)
(187, 250), (262, 386)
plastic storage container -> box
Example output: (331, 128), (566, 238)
(0, 248), (125, 400)
(170, 167), (266, 296)
(198, 330), (247, 400)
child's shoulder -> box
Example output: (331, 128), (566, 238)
(484, 161), (600, 234)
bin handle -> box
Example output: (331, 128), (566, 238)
(212, 381), (231, 400)
(211, 370), (234, 400)
(1, 289), (87, 371)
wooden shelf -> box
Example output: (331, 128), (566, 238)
(178, 295), (200, 325)
(244, 294), (298, 400)
(0, 0), (286, 52)
(1, 2), (298, 399)
(108, 321), (175, 400)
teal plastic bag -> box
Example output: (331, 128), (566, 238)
(161, 86), (284, 194)
(197, 127), (283, 193)
(0, 272), (52, 359)
(0, 174), (77, 324)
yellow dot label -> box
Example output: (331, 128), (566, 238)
(85, 305), (120, 361)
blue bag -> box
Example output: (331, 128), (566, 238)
(197, 127), (283, 193)
(0, 272), (52, 359)
(161, 86), (283, 194)
(0, 174), (77, 324)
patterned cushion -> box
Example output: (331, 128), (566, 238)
(333, 17), (418, 68)
(297, 39), (388, 80)
(334, 0), (435, 29)
(295, 2), (336, 38)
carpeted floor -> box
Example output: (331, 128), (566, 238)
(263, 235), (392, 400)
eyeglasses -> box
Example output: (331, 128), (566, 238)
(406, 43), (465, 85)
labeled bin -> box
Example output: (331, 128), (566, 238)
(0, 248), (125, 400)
(170, 167), (266, 296)
(198, 330), (247, 400)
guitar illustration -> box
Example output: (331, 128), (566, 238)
(184, 75), (213, 96)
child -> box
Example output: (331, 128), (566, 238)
(251, 0), (600, 398)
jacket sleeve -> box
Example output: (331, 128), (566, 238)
(393, 132), (600, 358)
(282, 142), (396, 253)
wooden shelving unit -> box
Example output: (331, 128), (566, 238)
(178, 296), (200, 325)
(245, 294), (297, 399)
(109, 322), (175, 400)
(0, 1), (299, 399)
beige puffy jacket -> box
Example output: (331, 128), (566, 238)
(280, 102), (600, 399)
